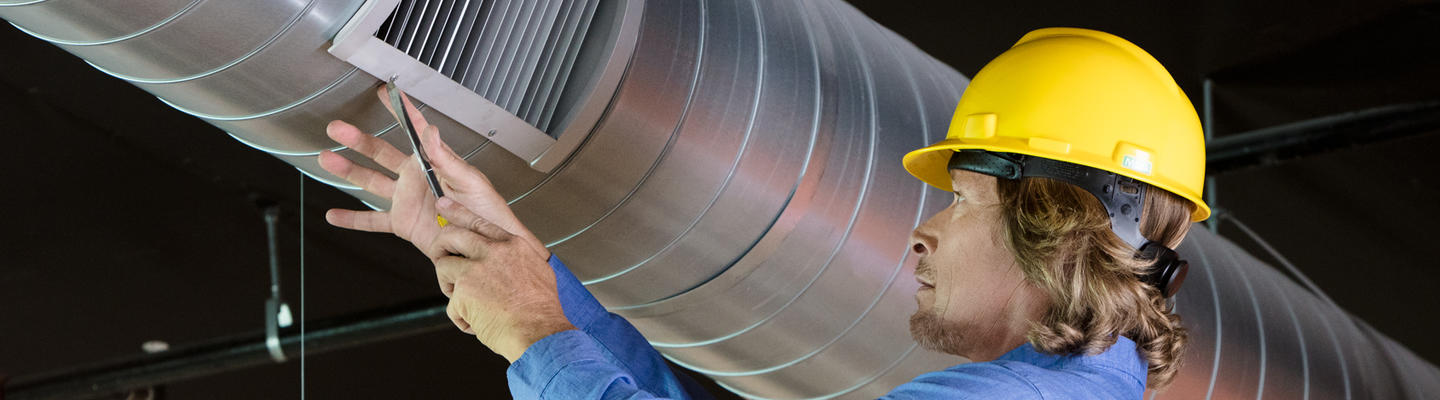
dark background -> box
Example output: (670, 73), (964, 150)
(2, 0), (1438, 398)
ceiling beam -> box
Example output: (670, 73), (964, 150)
(3, 298), (450, 400)
(1207, 100), (1440, 175)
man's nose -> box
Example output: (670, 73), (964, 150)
(909, 229), (935, 257)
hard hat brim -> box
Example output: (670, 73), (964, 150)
(902, 140), (1212, 222)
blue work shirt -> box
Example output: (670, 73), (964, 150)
(508, 256), (1148, 399)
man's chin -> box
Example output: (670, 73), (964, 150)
(909, 310), (962, 354)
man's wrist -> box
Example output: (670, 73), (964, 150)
(502, 318), (577, 363)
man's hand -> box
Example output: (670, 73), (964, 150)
(319, 86), (548, 260)
(429, 197), (576, 362)
(321, 86), (565, 361)
(318, 118), (447, 257)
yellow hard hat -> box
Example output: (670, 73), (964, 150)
(903, 27), (1210, 222)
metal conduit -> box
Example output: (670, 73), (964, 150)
(3, 0), (1439, 398)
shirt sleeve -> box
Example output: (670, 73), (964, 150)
(506, 255), (714, 400)
(507, 329), (669, 399)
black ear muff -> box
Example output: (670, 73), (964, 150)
(1139, 243), (1188, 298)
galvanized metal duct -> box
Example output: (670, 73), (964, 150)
(1162, 228), (1440, 399)
(4, 0), (1438, 399)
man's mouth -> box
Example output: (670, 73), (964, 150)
(914, 258), (936, 290)
(916, 277), (935, 289)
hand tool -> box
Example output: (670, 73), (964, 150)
(386, 76), (448, 227)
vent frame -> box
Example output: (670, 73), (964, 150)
(328, 0), (643, 172)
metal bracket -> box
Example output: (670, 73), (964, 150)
(262, 206), (292, 363)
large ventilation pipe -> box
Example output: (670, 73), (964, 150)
(3, 0), (1437, 398)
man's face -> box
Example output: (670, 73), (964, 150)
(907, 169), (1039, 359)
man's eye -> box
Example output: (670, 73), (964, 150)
(952, 192), (964, 203)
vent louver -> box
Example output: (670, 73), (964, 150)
(327, 0), (639, 172)
(374, 0), (601, 134)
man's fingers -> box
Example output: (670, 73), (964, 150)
(326, 120), (409, 172)
(430, 225), (491, 260)
(440, 281), (455, 297)
(434, 256), (469, 297)
(325, 209), (393, 233)
(423, 125), (492, 192)
(445, 299), (474, 335)
(318, 151), (396, 199)
(376, 86), (431, 134)
(436, 197), (513, 241)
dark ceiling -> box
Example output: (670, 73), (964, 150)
(2, 0), (1438, 398)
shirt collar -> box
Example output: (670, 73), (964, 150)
(996, 335), (1149, 385)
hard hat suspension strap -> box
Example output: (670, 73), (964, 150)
(948, 150), (1189, 297)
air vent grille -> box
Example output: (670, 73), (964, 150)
(374, 0), (602, 134)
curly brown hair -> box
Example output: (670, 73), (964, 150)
(995, 176), (1194, 389)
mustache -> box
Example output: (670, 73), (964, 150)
(915, 257), (934, 279)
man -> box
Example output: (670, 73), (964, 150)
(319, 27), (1207, 398)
